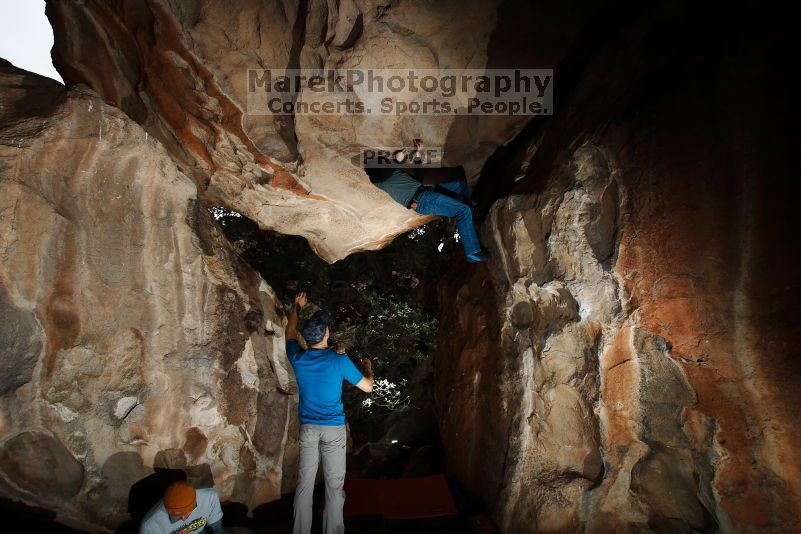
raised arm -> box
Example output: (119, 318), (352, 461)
(356, 358), (374, 393)
(286, 292), (307, 341)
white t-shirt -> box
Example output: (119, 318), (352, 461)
(139, 487), (224, 534)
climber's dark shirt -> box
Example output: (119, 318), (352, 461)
(370, 167), (422, 208)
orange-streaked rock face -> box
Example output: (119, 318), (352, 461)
(435, 20), (800, 532)
(611, 110), (801, 531)
(43, 0), (541, 262)
(437, 137), (800, 532)
(0, 62), (298, 531)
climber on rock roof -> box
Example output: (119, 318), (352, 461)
(285, 292), (374, 534)
(367, 139), (488, 263)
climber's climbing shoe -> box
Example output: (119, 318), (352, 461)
(466, 251), (488, 263)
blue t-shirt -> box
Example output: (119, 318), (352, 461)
(286, 339), (364, 425)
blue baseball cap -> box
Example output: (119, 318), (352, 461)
(301, 310), (330, 345)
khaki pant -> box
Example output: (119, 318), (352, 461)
(293, 424), (347, 534)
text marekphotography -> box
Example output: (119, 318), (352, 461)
(246, 69), (554, 116)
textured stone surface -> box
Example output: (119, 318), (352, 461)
(437, 150), (619, 533)
(0, 1), (798, 532)
(434, 11), (801, 534)
(438, 134), (800, 531)
(44, 0), (543, 262)
(0, 431), (85, 500)
(0, 61), (297, 531)
(0, 288), (43, 396)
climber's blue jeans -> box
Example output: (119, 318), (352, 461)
(414, 181), (481, 256)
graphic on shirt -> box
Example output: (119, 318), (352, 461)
(169, 517), (207, 534)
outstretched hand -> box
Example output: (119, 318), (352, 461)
(285, 292), (306, 341)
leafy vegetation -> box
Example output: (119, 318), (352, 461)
(212, 207), (457, 446)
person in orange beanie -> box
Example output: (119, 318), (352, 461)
(139, 480), (225, 533)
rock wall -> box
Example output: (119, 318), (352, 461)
(0, 61), (298, 531)
(434, 7), (801, 534)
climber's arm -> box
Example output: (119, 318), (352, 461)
(412, 138), (423, 160)
(341, 353), (374, 393)
(285, 292), (307, 341)
(356, 358), (374, 393)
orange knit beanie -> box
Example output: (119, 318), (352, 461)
(164, 481), (196, 516)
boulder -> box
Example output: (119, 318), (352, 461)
(434, 9), (801, 532)
(0, 61), (297, 531)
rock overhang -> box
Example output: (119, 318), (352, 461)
(43, 0), (548, 262)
